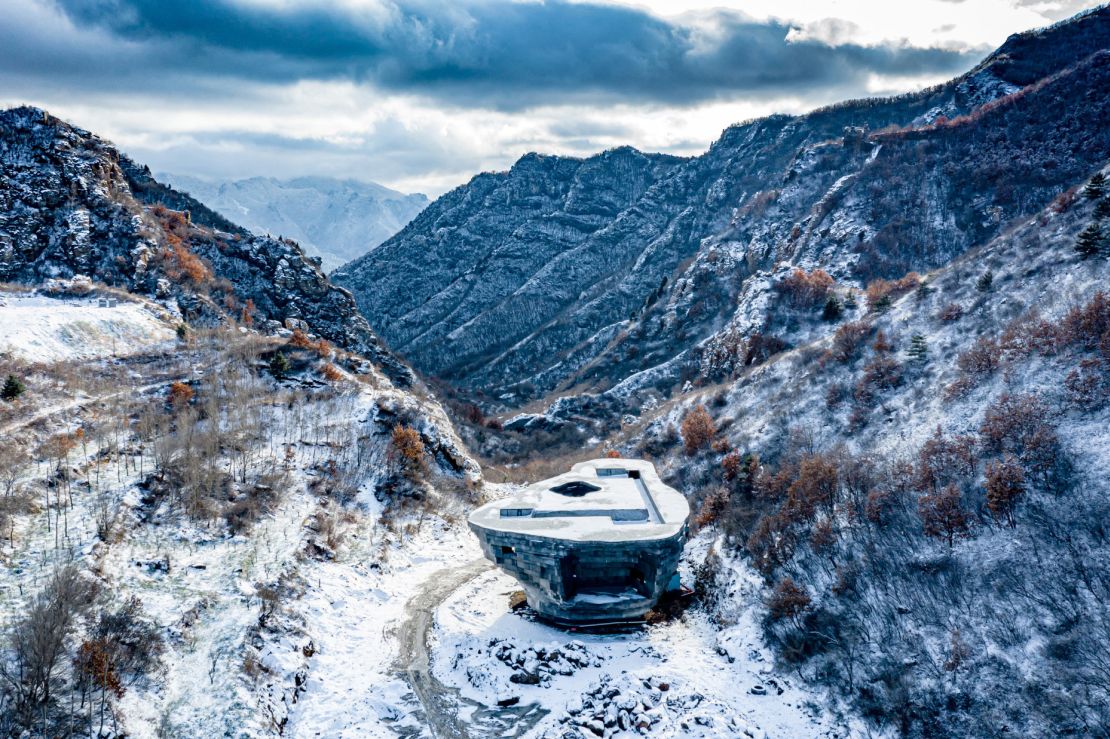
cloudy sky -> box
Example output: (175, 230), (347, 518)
(0, 0), (1099, 195)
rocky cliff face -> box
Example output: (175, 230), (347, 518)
(333, 145), (685, 393)
(158, 174), (428, 272)
(334, 6), (1110, 404)
(0, 106), (412, 384)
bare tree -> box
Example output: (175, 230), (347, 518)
(0, 564), (93, 735)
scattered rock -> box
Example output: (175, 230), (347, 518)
(510, 671), (541, 685)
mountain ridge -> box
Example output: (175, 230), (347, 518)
(333, 5), (1110, 405)
(0, 105), (413, 385)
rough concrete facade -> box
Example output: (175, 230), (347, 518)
(469, 459), (689, 624)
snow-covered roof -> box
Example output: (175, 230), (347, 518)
(469, 459), (689, 543)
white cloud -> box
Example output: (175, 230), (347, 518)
(2, 0), (1100, 196)
(622, 0), (1062, 47)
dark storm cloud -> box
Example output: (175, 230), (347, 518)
(42, 0), (981, 109)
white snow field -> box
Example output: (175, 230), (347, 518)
(284, 512), (485, 738)
(0, 291), (177, 362)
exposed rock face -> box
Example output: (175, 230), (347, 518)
(0, 106), (411, 384)
(333, 146), (685, 391)
(334, 7), (1110, 402)
(158, 174), (428, 272)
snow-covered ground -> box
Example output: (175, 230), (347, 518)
(0, 286), (876, 738)
(428, 534), (855, 739)
(286, 511), (483, 738)
(0, 291), (177, 362)
(0, 309), (490, 737)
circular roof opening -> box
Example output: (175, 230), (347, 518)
(550, 481), (601, 496)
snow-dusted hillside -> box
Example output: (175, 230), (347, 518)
(0, 305), (483, 736)
(159, 175), (428, 273)
(606, 167), (1110, 737)
(0, 290), (177, 363)
(336, 7), (1110, 404)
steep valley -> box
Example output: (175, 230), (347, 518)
(1, 5), (1110, 739)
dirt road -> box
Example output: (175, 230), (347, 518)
(396, 558), (549, 738)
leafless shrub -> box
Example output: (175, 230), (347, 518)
(979, 392), (1064, 486)
(693, 486), (730, 531)
(777, 268), (834, 310)
(918, 483), (971, 547)
(681, 405), (715, 456)
(956, 335), (1000, 378)
(0, 564), (94, 733)
(998, 309), (1060, 361)
(915, 427), (978, 492)
(866, 273), (920, 312)
(984, 455), (1025, 527)
(1064, 360), (1109, 410)
(937, 302), (964, 322)
(766, 578), (811, 624)
(1060, 291), (1110, 350)
(827, 321), (871, 364)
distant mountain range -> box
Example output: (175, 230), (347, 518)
(159, 174), (428, 272)
(333, 5), (1110, 403)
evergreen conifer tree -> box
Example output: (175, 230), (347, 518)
(907, 334), (928, 363)
(1076, 222), (1104, 259)
(1096, 197), (1110, 220)
(822, 295), (842, 321)
(976, 270), (994, 292)
(269, 352), (290, 380)
(1, 374), (24, 401)
(1085, 172), (1106, 200)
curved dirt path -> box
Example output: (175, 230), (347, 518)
(396, 558), (549, 738)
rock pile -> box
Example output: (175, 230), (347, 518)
(485, 638), (601, 688)
(545, 675), (760, 738)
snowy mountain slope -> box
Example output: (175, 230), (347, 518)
(336, 6), (1110, 403)
(158, 174), (428, 273)
(0, 106), (412, 385)
(332, 146), (687, 391)
(0, 317), (480, 737)
(0, 289), (176, 363)
(605, 165), (1110, 737)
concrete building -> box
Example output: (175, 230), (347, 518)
(468, 459), (689, 625)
